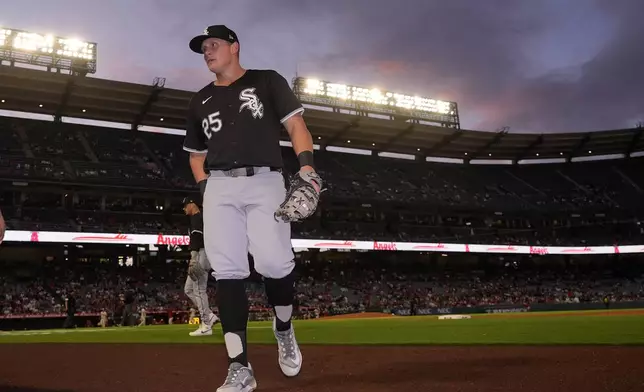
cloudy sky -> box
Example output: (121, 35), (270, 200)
(3, 0), (643, 133)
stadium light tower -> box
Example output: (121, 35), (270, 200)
(292, 77), (460, 128)
(0, 27), (97, 76)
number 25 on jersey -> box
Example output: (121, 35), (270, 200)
(202, 112), (222, 139)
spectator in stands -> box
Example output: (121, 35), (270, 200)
(1, 255), (642, 322)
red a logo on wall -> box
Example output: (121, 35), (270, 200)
(529, 246), (548, 255)
(373, 241), (397, 251)
(156, 234), (190, 246)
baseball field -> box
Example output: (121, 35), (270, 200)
(1, 309), (643, 391)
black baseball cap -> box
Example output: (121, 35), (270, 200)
(189, 25), (239, 54)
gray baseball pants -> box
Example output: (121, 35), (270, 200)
(184, 249), (214, 319)
(202, 168), (295, 280)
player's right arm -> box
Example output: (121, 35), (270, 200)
(182, 97), (209, 186)
(189, 153), (208, 183)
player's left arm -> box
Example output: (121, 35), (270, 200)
(284, 115), (315, 173)
(267, 70), (315, 173)
(269, 71), (323, 223)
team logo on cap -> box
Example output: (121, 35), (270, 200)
(203, 28), (209, 35)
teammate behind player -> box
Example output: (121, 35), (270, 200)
(183, 196), (219, 336)
(184, 25), (322, 391)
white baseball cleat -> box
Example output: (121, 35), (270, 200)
(273, 318), (302, 377)
(189, 324), (212, 336)
(217, 362), (257, 392)
(188, 313), (218, 336)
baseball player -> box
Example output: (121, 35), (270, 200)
(98, 309), (108, 328)
(138, 307), (147, 326)
(183, 196), (220, 336)
(183, 25), (322, 391)
(63, 291), (77, 329)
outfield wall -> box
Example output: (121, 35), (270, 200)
(0, 307), (304, 331)
(4, 301), (643, 331)
(391, 301), (644, 316)
(0, 310), (188, 331)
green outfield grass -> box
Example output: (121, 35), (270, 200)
(1, 310), (643, 345)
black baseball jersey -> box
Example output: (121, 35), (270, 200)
(182, 69), (304, 170)
(188, 212), (204, 251)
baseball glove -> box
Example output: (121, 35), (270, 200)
(274, 170), (323, 223)
(188, 251), (207, 281)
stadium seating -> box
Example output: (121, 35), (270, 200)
(2, 115), (644, 321)
(1, 254), (642, 319)
(1, 115), (644, 246)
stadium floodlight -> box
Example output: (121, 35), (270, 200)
(0, 27), (97, 75)
(293, 77), (460, 128)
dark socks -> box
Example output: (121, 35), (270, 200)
(264, 270), (295, 332)
(216, 279), (249, 366)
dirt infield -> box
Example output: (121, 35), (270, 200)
(1, 344), (643, 392)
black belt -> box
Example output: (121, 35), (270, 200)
(208, 166), (281, 178)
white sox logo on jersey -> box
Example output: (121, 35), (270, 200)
(239, 88), (264, 119)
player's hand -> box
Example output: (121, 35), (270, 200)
(188, 251), (206, 281)
(274, 170), (323, 223)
